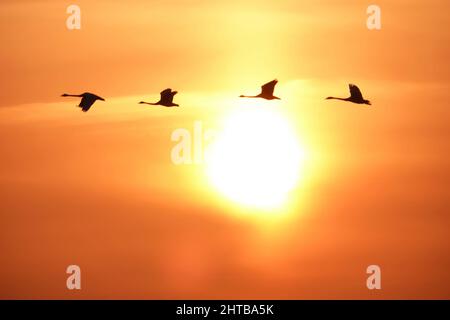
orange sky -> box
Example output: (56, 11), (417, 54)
(0, 0), (449, 299)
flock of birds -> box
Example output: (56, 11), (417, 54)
(61, 80), (371, 112)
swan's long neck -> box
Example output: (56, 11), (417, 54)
(63, 94), (82, 97)
(240, 95), (258, 98)
(140, 101), (159, 105)
(326, 97), (348, 101)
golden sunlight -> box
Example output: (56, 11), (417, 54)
(205, 106), (305, 209)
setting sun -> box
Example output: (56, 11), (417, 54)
(206, 106), (305, 209)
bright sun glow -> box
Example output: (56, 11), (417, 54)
(206, 106), (305, 209)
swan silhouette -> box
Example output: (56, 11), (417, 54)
(139, 89), (179, 107)
(240, 79), (281, 100)
(326, 84), (371, 105)
(61, 92), (105, 112)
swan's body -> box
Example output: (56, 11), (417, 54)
(61, 92), (105, 112)
(326, 84), (371, 105)
(139, 89), (179, 107)
(240, 79), (281, 100)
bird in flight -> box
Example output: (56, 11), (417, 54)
(240, 79), (281, 100)
(326, 84), (371, 105)
(61, 92), (105, 112)
(139, 89), (179, 107)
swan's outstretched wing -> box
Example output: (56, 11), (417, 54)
(160, 89), (172, 98)
(349, 84), (363, 100)
(261, 80), (278, 95)
(79, 95), (97, 112)
(160, 88), (176, 104)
